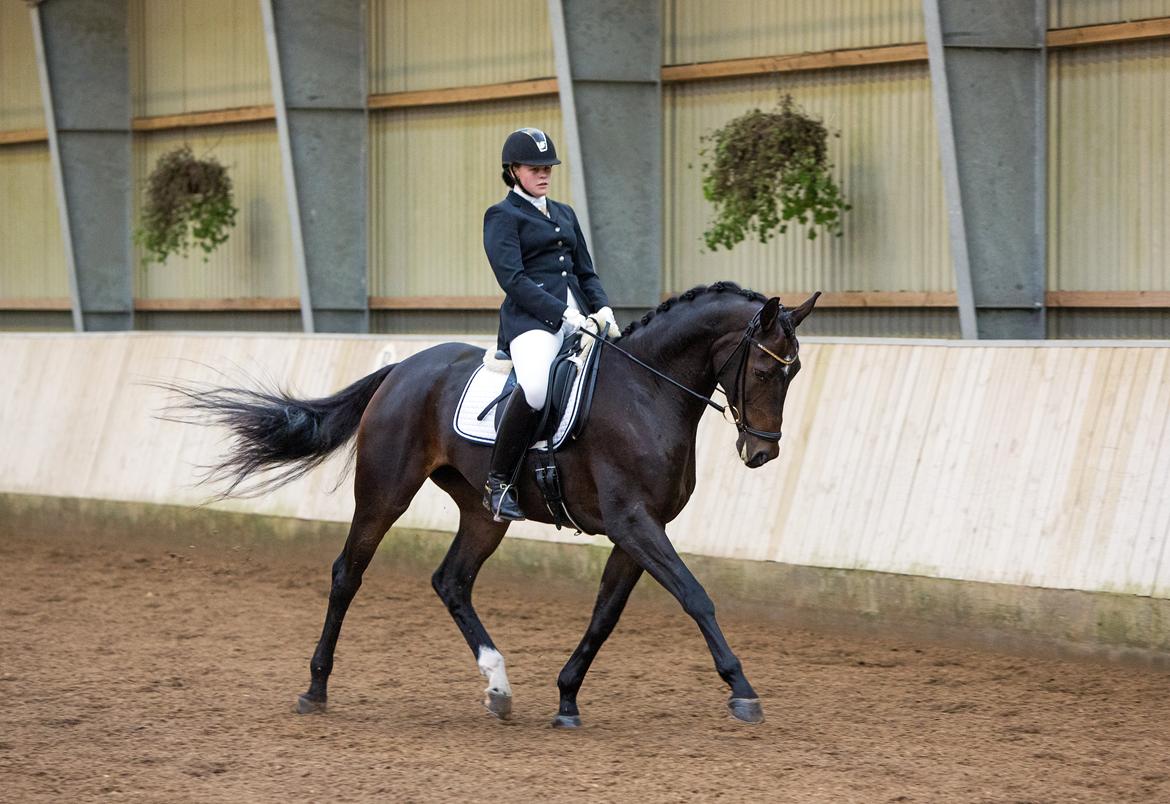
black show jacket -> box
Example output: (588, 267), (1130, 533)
(484, 192), (609, 350)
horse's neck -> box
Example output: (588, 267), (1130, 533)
(622, 298), (749, 415)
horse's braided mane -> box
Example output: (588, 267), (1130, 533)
(618, 280), (795, 341)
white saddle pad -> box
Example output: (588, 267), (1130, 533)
(453, 345), (596, 450)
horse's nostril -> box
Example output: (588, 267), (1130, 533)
(746, 450), (770, 468)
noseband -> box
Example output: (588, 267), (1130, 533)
(579, 303), (797, 444)
(712, 308), (797, 443)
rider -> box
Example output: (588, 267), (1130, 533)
(481, 127), (617, 522)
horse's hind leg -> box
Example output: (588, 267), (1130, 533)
(297, 455), (429, 714)
(606, 506), (764, 724)
(552, 545), (643, 729)
(428, 467), (512, 719)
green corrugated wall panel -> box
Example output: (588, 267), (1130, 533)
(369, 97), (571, 298)
(0, 312), (72, 332)
(665, 65), (950, 296)
(369, 0), (554, 93)
(1049, 1), (1170, 27)
(0, 144), (68, 298)
(0, 2), (42, 131)
(136, 311), (302, 332)
(664, 0), (924, 65)
(1049, 41), (1170, 292)
(1048, 310), (1170, 338)
(133, 124), (297, 299)
(370, 310), (497, 335)
(129, 0), (271, 117)
(797, 309), (960, 338)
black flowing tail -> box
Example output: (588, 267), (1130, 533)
(161, 363), (396, 498)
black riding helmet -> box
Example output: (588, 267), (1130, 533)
(501, 127), (560, 187)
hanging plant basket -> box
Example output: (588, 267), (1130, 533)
(700, 94), (850, 250)
(134, 145), (238, 265)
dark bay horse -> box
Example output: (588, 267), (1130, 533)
(180, 282), (819, 727)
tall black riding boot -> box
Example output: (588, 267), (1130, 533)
(483, 392), (543, 522)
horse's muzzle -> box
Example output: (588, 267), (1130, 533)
(738, 434), (779, 468)
(744, 449), (772, 468)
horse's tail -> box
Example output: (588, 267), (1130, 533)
(163, 363), (396, 499)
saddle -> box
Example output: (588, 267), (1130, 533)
(452, 329), (608, 532)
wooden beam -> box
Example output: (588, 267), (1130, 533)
(0, 297), (72, 311)
(0, 128), (49, 146)
(372, 292), (959, 310)
(662, 43), (928, 83)
(369, 78), (559, 111)
(368, 295), (504, 310)
(6, 292), (1163, 315)
(779, 291), (958, 308)
(1047, 17), (1170, 49)
(131, 105), (276, 132)
(1046, 291), (1170, 308)
(133, 297), (301, 311)
(659, 18), (1170, 85)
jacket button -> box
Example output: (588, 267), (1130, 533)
(555, 227), (561, 232)
(561, 271), (567, 277)
(559, 255), (565, 262)
(557, 241), (563, 246)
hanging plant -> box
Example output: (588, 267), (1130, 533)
(134, 145), (238, 264)
(700, 94), (850, 250)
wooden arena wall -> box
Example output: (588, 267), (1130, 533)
(2, 332), (1167, 601)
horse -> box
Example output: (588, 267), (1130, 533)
(177, 281), (819, 727)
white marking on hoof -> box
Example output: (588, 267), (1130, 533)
(476, 646), (512, 697)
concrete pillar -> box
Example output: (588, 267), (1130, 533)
(924, 0), (1047, 339)
(33, 0), (133, 331)
(262, 0), (368, 333)
(549, 0), (662, 321)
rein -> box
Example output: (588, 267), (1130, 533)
(578, 305), (796, 443)
(578, 327), (726, 415)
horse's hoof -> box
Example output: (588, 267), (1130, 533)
(727, 697), (764, 724)
(551, 714), (582, 729)
(483, 689), (513, 720)
(296, 694), (327, 714)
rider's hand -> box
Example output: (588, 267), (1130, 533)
(562, 308), (588, 332)
(595, 306), (619, 337)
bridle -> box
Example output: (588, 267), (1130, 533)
(579, 303), (797, 443)
(711, 307), (797, 443)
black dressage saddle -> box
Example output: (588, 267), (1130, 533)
(478, 331), (603, 445)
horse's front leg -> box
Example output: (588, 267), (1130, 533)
(552, 545), (643, 729)
(605, 504), (764, 724)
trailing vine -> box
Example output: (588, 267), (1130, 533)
(700, 95), (850, 250)
(134, 145), (238, 264)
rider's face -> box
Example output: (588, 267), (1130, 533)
(513, 164), (552, 197)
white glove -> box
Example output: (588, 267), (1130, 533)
(595, 306), (619, 337)
(562, 308), (588, 332)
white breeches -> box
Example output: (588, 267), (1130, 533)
(509, 291), (580, 410)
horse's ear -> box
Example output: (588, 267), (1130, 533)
(789, 291), (821, 328)
(760, 297), (782, 332)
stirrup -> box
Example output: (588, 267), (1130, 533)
(484, 478), (525, 522)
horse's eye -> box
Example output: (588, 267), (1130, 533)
(752, 368), (770, 382)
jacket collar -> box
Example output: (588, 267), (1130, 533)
(506, 191), (556, 222)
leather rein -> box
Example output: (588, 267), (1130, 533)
(578, 306), (797, 443)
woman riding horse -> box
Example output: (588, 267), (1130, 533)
(482, 127), (618, 521)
